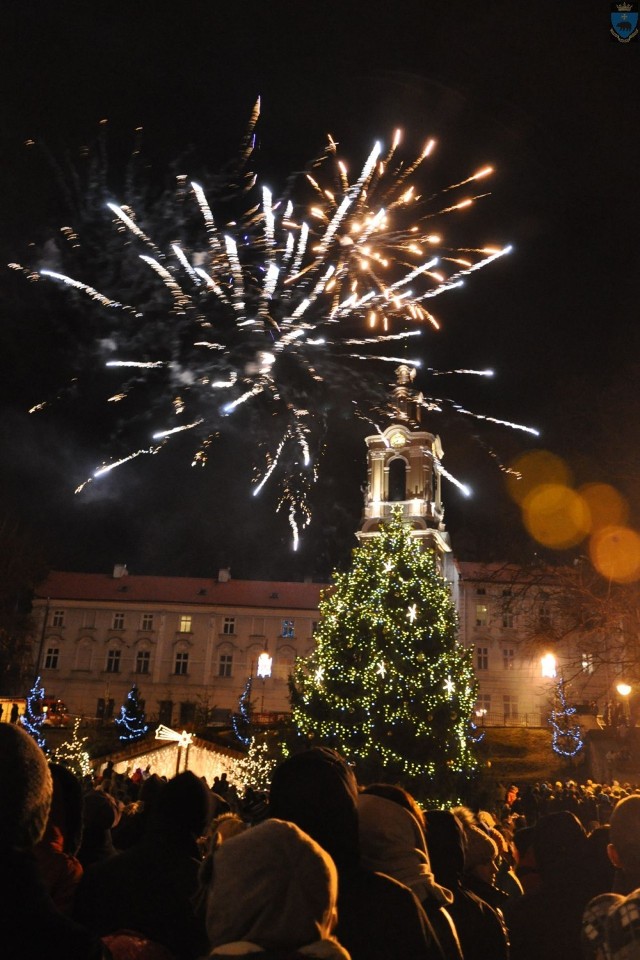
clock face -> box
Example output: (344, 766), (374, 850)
(390, 432), (406, 449)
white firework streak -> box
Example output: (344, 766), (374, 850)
(14, 126), (530, 549)
(453, 406), (540, 436)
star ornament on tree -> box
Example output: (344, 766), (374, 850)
(376, 660), (387, 678)
(443, 677), (455, 697)
(407, 603), (418, 624)
(383, 561), (394, 574)
(314, 666), (325, 684)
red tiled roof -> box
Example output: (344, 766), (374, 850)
(35, 571), (328, 610)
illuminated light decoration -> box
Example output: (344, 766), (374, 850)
(407, 603), (418, 624)
(232, 675), (254, 746)
(49, 718), (92, 777)
(114, 683), (149, 743)
(549, 679), (584, 758)
(541, 652), (557, 678)
(291, 510), (478, 802)
(236, 736), (278, 793)
(257, 650), (273, 679)
(13, 114), (532, 548)
(155, 724), (194, 749)
(20, 676), (47, 750)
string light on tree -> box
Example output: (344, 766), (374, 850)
(20, 676), (47, 749)
(114, 683), (149, 743)
(49, 719), (91, 777)
(291, 509), (478, 802)
(549, 679), (584, 758)
(376, 661), (387, 679)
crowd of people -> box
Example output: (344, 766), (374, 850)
(2, 721), (640, 960)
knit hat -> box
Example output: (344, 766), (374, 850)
(0, 723), (52, 849)
(358, 793), (453, 905)
(464, 824), (499, 871)
(583, 890), (640, 960)
(206, 818), (344, 954)
(269, 747), (360, 870)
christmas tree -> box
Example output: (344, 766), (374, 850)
(20, 675), (47, 749)
(549, 679), (584, 758)
(115, 683), (149, 743)
(291, 510), (478, 801)
(49, 718), (92, 777)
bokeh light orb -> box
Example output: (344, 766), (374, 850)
(579, 483), (629, 531)
(506, 451), (572, 506)
(589, 526), (640, 583)
(522, 483), (590, 549)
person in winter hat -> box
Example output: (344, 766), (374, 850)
(205, 818), (350, 959)
(269, 746), (444, 960)
(0, 722), (107, 959)
(358, 790), (461, 960)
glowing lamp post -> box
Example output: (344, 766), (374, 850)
(541, 653), (557, 678)
(617, 682), (632, 723)
(256, 649), (272, 714)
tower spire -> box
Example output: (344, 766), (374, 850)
(358, 366), (454, 576)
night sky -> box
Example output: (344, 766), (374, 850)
(1, 2), (638, 581)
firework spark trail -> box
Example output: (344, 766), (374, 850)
(14, 120), (536, 547)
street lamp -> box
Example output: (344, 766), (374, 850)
(616, 682), (632, 724)
(541, 653), (557, 678)
(256, 648), (272, 714)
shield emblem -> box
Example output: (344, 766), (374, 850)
(611, 2), (639, 41)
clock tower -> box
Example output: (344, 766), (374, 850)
(357, 364), (455, 578)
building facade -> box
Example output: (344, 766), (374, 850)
(32, 567), (323, 728)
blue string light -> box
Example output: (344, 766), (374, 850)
(20, 675), (47, 750)
(114, 683), (149, 742)
(232, 675), (253, 746)
(549, 679), (584, 758)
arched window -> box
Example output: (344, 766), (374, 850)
(388, 457), (407, 502)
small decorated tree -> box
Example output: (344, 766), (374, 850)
(232, 676), (254, 746)
(549, 679), (584, 758)
(49, 718), (92, 777)
(236, 736), (278, 793)
(114, 683), (148, 743)
(20, 675), (47, 749)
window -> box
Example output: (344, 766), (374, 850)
(112, 612), (125, 630)
(97, 698), (114, 721)
(141, 613), (154, 631)
(106, 649), (121, 673)
(175, 651), (189, 676)
(388, 458), (407, 502)
(502, 589), (512, 597)
(136, 650), (151, 674)
(179, 615), (193, 633)
(503, 695), (519, 720)
(158, 700), (173, 725)
(503, 648), (515, 670)
(282, 618), (295, 638)
(44, 647), (59, 669)
(502, 610), (514, 629)
(222, 617), (236, 635)
(179, 701), (196, 725)
(218, 653), (233, 677)
(476, 647), (489, 671)
(476, 588), (486, 596)
(539, 605), (552, 630)
(52, 609), (65, 628)
(476, 603), (488, 627)
(476, 693), (491, 722)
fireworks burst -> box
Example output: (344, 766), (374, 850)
(10, 104), (535, 547)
